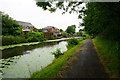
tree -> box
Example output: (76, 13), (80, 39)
(66, 25), (76, 34)
(60, 29), (63, 32)
(35, 1), (84, 14)
(38, 29), (43, 32)
(83, 2), (120, 41)
(34, 27), (39, 32)
(2, 12), (21, 36)
(35, 1), (120, 41)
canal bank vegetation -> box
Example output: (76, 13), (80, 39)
(51, 48), (63, 58)
(93, 36), (120, 78)
(2, 31), (45, 46)
(1, 11), (46, 46)
(30, 38), (87, 78)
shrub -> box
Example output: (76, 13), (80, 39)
(2, 31), (45, 46)
(77, 31), (83, 36)
(68, 38), (79, 45)
(50, 35), (55, 40)
(82, 34), (86, 37)
(2, 35), (27, 46)
(20, 37), (28, 43)
(26, 31), (45, 41)
(51, 48), (63, 58)
(27, 36), (39, 42)
(2, 35), (14, 45)
(67, 38), (79, 49)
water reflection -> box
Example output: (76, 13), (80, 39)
(2, 41), (60, 59)
(0, 41), (68, 78)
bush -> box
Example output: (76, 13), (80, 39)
(26, 31), (45, 41)
(2, 35), (27, 46)
(51, 48), (63, 58)
(27, 36), (39, 42)
(20, 37), (28, 43)
(2, 31), (46, 46)
(50, 35), (55, 40)
(68, 38), (79, 45)
(82, 34), (86, 37)
(2, 35), (14, 45)
(67, 38), (79, 49)
(77, 31), (83, 36)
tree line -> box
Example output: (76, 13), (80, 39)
(35, 2), (120, 42)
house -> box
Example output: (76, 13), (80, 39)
(17, 21), (34, 34)
(42, 26), (61, 39)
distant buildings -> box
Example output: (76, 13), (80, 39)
(17, 21), (62, 39)
(17, 21), (34, 34)
(42, 26), (61, 39)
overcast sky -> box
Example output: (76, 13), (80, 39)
(0, 0), (85, 32)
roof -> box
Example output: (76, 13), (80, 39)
(43, 26), (59, 30)
(17, 21), (34, 27)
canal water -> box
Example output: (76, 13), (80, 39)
(0, 41), (68, 78)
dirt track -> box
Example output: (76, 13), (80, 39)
(57, 39), (109, 78)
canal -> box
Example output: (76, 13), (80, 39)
(0, 41), (68, 78)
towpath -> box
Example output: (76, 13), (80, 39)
(57, 39), (109, 78)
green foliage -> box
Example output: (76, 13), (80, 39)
(2, 12), (21, 36)
(50, 35), (55, 40)
(77, 31), (83, 36)
(80, 23), (85, 26)
(38, 29), (43, 32)
(68, 38), (79, 45)
(2, 31), (45, 46)
(36, 2), (83, 14)
(36, 2), (51, 10)
(27, 36), (39, 42)
(67, 38), (79, 49)
(51, 48), (63, 58)
(26, 31), (45, 42)
(60, 29), (63, 32)
(66, 25), (76, 34)
(2, 35), (27, 46)
(61, 31), (68, 37)
(84, 2), (120, 41)
(34, 28), (43, 32)
(94, 36), (120, 77)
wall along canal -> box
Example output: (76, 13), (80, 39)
(0, 41), (68, 78)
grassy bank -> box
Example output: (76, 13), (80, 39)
(93, 36), (120, 78)
(30, 39), (86, 79)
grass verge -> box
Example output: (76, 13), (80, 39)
(93, 36), (120, 78)
(30, 39), (86, 79)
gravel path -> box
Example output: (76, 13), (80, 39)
(57, 39), (109, 78)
